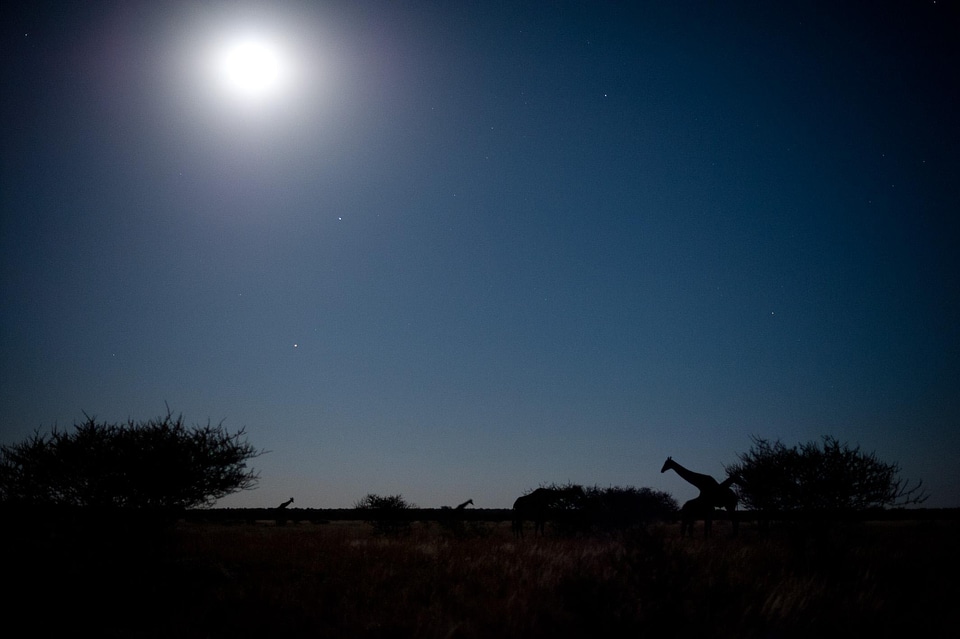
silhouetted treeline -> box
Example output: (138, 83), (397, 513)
(171, 506), (960, 524)
(178, 507), (517, 524)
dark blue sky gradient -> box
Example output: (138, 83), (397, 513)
(2, 1), (958, 508)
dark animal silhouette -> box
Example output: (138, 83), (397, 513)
(275, 497), (294, 526)
(439, 498), (476, 537)
(661, 457), (738, 537)
(512, 486), (584, 538)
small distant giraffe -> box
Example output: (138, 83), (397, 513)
(275, 497), (294, 526)
(438, 499), (475, 537)
(661, 457), (738, 537)
(512, 486), (584, 538)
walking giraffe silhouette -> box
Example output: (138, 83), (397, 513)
(512, 486), (584, 538)
(661, 457), (739, 537)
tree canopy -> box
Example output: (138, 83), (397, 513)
(725, 435), (927, 512)
(354, 493), (416, 536)
(0, 412), (263, 510)
(580, 485), (678, 529)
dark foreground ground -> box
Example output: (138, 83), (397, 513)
(7, 516), (957, 638)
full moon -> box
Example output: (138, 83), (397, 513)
(168, 8), (334, 136)
(220, 38), (283, 96)
(210, 31), (296, 105)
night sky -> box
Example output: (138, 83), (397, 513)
(2, 1), (958, 509)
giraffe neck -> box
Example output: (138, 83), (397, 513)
(668, 460), (717, 492)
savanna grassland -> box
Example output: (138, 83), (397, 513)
(10, 516), (957, 638)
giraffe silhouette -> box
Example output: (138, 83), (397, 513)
(439, 499), (476, 537)
(512, 486), (584, 538)
(275, 497), (294, 526)
(661, 457), (738, 537)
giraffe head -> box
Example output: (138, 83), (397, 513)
(660, 457), (673, 473)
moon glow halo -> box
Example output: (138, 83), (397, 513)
(210, 32), (295, 106)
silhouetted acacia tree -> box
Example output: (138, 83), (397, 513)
(725, 435), (927, 512)
(0, 412), (263, 510)
(354, 493), (416, 536)
(510, 482), (587, 537)
(581, 485), (678, 530)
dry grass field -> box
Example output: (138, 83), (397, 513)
(10, 516), (958, 638)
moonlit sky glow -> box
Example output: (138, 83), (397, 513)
(2, 1), (959, 509)
(213, 34), (291, 101)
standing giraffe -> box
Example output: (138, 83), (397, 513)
(275, 497), (294, 526)
(439, 498), (475, 537)
(661, 457), (738, 537)
(512, 485), (584, 538)
(678, 496), (712, 537)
